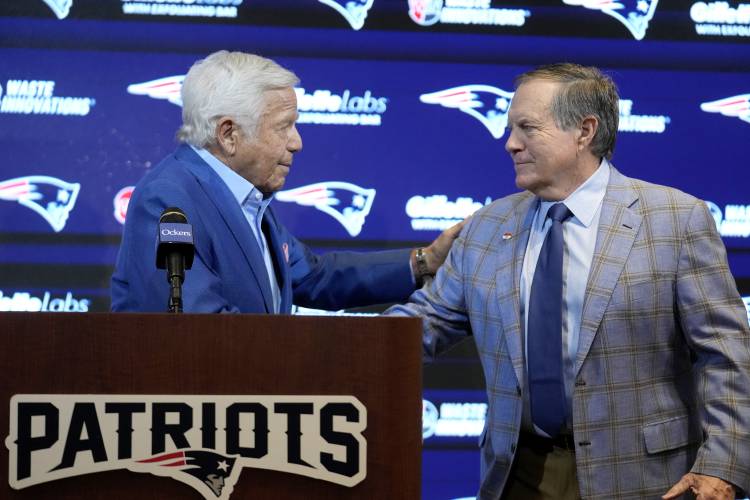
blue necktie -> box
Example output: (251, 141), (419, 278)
(528, 202), (572, 438)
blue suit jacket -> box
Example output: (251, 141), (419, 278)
(111, 145), (414, 313)
(389, 167), (750, 499)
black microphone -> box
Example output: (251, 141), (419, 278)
(156, 207), (195, 313)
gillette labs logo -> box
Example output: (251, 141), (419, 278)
(706, 201), (750, 238)
(121, 0), (242, 18)
(0, 290), (90, 312)
(276, 182), (376, 237)
(407, 195), (490, 231)
(618, 99), (670, 133)
(562, 0), (659, 40)
(422, 399), (486, 440)
(318, 0), (373, 30)
(692, 2), (750, 37)
(408, 0), (529, 27)
(295, 88), (387, 126)
(0, 80), (95, 116)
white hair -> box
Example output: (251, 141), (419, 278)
(177, 51), (299, 147)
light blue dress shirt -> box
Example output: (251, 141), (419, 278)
(191, 146), (281, 313)
(520, 159), (611, 435)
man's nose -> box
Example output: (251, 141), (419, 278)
(505, 128), (521, 154)
(289, 125), (303, 153)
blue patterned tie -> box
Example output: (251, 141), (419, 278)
(528, 202), (572, 438)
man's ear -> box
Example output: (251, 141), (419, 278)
(214, 117), (239, 156)
(578, 116), (599, 151)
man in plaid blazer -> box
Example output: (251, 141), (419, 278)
(388, 64), (750, 499)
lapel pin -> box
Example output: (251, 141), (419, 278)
(502, 232), (512, 240)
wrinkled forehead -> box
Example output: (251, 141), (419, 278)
(509, 79), (560, 120)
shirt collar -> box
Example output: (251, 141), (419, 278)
(538, 158), (611, 228)
(191, 145), (272, 211)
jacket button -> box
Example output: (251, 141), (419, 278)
(578, 440), (591, 447)
(516, 385), (522, 396)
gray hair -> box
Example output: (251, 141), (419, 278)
(515, 63), (619, 160)
(177, 51), (299, 148)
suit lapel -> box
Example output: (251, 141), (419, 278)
(575, 167), (642, 374)
(177, 146), (275, 312)
(262, 211), (292, 313)
(495, 194), (536, 386)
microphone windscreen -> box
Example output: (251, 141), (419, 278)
(159, 207), (188, 224)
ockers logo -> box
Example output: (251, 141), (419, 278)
(420, 85), (514, 139)
(700, 94), (750, 124)
(41, 0), (72, 19)
(318, 0), (374, 30)
(0, 176), (80, 232)
(562, 0), (659, 40)
(408, 0), (530, 28)
(114, 186), (134, 224)
(7, 395), (366, 499)
(276, 182), (376, 237)
(127, 76), (184, 106)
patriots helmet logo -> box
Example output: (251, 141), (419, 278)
(700, 94), (750, 124)
(0, 175), (80, 232)
(420, 85), (514, 139)
(561, 0), (659, 40)
(135, 450), (239, 499)
(127, 76), (185, 106)
(41, 0), (72, 19)
(317, 0), (374, 30)
(408, 0), (444, 26)
(276, 181), (376, 237)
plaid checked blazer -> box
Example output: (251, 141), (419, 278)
(388, 167), (750, 499)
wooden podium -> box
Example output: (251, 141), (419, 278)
(0, 313), (422, 499)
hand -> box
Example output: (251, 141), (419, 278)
(420, 218), (468, 274)
(662, 472), (736, 500)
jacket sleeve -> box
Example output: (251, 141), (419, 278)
(677, 200), (750, 493)
(386, 223), (472, 359)
(281, 222), (416, 310)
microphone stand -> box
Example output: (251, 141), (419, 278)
(167, 252), (185, 313)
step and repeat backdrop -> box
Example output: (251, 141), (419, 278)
(1, 0), (750, 497)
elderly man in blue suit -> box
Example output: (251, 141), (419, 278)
(112, 51), (458, 313)
(389, 64), (750, 499)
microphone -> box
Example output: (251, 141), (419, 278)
(156, 207), (195, 313)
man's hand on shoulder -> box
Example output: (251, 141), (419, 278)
(411, 218), (468, 285)
(663, 472), (736, 500)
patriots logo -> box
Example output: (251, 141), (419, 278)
(127, 76), (185, 106)
(562, 0), (659, 40)
(41, 0), (72, 19)
(276, 181), (376, 237)
(408, 0), (443, 26)
(420, 85), (514, 139)
(0, 175), (80, 232)
(700, 94), (750, 124)
(317, 0), (374, 30)
(134, 450), (240, 500)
